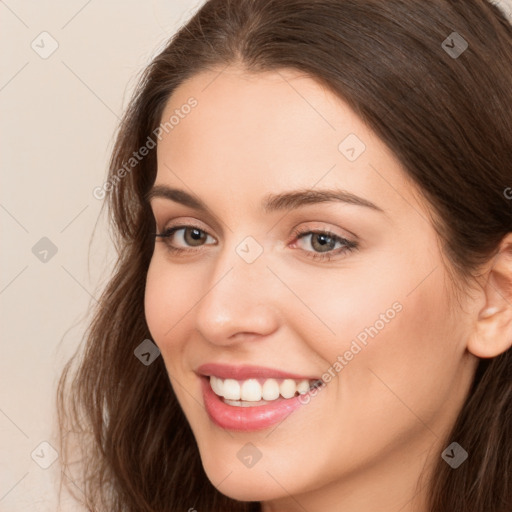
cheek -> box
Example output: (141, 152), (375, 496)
(144, 258), (188, 355)
(143, 263), (167, 345)
(374, 282), (462, 397)
(143, 258), (203, 413)
(144, 255), (215, 369)
(298, 246), (461, 425)
(283, 255), (407, 368)
(333, 269), (461, 436)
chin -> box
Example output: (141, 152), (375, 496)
(202, 463), (282, 502)
(196, 444), (288, 502)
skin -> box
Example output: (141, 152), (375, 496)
(144, 65), (509, 512)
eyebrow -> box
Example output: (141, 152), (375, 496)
(145, 185), (384, 214)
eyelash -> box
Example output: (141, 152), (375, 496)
(154, 224), (358, 262)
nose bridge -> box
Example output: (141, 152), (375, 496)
(194, 235), (279, 344)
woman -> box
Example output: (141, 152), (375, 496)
(57, 1), (512, 511)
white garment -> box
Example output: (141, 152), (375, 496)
(489, 0), (512, 22)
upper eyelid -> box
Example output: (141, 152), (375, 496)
(151, 207), (227, 237)
(158, 223), (346, 236)
(156, 215), (355, 237)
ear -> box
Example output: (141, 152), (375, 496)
(467, 233), (512, 359)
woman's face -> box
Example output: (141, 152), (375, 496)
(144, 66), (479, 508)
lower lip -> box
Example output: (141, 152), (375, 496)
(201, 376), (306, 431)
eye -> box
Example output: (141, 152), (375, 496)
(154, 223), (358, 262)
(290, 227), (358, 262)
(155, 225), (216, 253)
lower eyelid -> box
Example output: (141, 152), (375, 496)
(158, 226), (356, 256)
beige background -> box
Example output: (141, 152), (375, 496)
(0, 1), (203, 510)
(1, 1), (511, 510)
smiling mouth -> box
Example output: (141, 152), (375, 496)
(197, 363), (323, 430)
(209, 375), (320, 406)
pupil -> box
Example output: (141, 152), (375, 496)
(314, 233), (334, 252)
(187, 228), (205, 246)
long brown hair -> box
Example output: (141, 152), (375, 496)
(57, 1), (512, 510)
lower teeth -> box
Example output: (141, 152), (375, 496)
(223, 398), (279, 407)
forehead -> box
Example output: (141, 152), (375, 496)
(154, 65), (424, 221)
(158, 66), (363, 164)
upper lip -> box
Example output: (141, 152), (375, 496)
(197, 363), (317, 381)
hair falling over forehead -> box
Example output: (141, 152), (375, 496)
(57, 1), (512, 511)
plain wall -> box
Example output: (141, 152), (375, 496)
(0, 1), (203, 510)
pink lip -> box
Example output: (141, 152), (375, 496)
(197, 364), (321, 431)
(200, 376), (305, 431)
(197, 363), (317, 381)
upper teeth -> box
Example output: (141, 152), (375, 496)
(210, 376), (312, 401)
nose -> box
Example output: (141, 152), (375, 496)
(194, 245), (280, 346)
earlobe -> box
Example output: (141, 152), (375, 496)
(467, 234), (512, 359)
